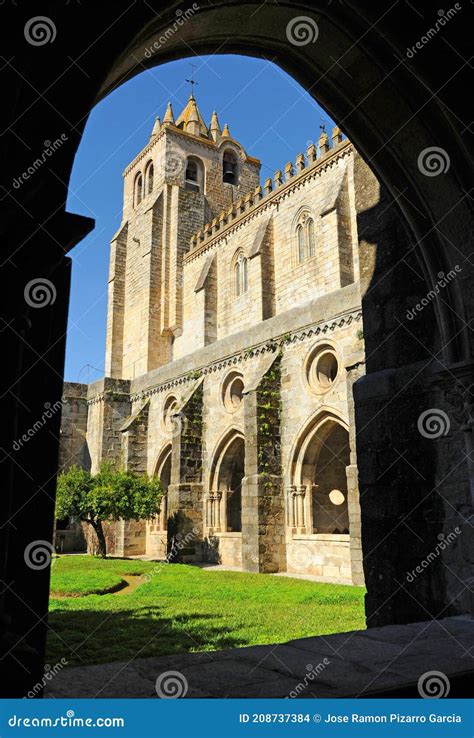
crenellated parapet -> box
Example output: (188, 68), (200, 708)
(187, 127), (350, 260)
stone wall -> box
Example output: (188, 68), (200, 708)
(58, 382), (90, 471)
(175, 141), (356, 359)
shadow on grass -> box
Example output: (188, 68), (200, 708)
(47, 605), (245, 667)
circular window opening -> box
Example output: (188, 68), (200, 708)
(162, 395), (179, 432)
(304, 344), (339, 394)
(222, 372), (244, 412)
(329, 489), (345, 506)
(315, 351), (338, 388)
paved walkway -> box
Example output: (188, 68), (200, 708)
(45, 616), (473, 698)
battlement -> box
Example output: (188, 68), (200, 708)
(187, 127), (349, 259)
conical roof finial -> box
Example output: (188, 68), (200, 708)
(222, 123), (231, 138)
(175, 94), (208, 137)
(163, 101), (175, 125)
(209, 111), (221, 141)
(150, 116), (161, 139)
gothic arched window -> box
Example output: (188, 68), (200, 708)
(223, 149), (238, 185)
(234, 252), (248, 297)
(134, 173), (143, 207)
(145, 161), (154, 194)
(296, 212), (317, 262)
(307, 217), (316, 257)
(297, 224), (305, 263)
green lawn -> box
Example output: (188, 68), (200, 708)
(47, 555), (365, 667)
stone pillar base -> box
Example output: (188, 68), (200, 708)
(112, 519), (146, 557)
(346, 463), (364, 586)
(166, 482), (203, 562)
(242, 474), (286, 574)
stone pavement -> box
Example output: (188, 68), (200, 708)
(45, 616), (473, 698)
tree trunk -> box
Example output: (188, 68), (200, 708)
(86, 519), (107, 558)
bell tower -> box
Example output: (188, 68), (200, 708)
(104, 94), (261, 380)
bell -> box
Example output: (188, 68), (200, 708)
(223, 164), (235, 177)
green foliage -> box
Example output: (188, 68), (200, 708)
(55, 465), (93, 521)
(56, 464), (163, 524)
(256, 358), (282, 486)
(55, 464), (163, 556)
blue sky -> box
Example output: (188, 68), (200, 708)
(65, 54), (334, 382)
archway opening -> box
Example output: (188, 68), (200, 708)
(219, 436), (244, 533)
(310, 424), (350, 535)
(146, 446), (172, 557)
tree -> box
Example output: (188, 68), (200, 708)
(55, 464), (163, 557)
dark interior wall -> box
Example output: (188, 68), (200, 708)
(0, 0), (472, 696)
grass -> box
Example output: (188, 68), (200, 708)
(47, 555), (366, 667)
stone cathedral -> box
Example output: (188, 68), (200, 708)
(58, 93), (378, 587)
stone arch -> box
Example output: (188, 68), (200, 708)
(133, 171), (143, 207)
(288, 409), (351, 534)
(4, 3), (472, 693)
(90, 5), (469, 362)
(222, 147), (239, 185)
(292, 206), (317, 264)
(148, 443), (172, 536)
(145, 160), (154, 194)
(185, 155), (205, 193)
(231, 248), (248, 297)
(209, 428), (245, 533)
(289, 409), (349, 486)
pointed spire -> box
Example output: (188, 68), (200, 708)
(150, 116), (161, 139)
(175, 94), (208, 137)
(222, 123), (231, 138)
(209, 111), (221, 141)
(163, 101), (175, 125)
(184, 94), (200, 136)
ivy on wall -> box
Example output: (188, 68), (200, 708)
(256, 354), (282, 489)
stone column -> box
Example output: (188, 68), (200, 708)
(83, 378), (131, 555)
(241, 355), (286, 573)
(167, 379), (204, 562)
(345, 359), (365, 586)
(116, 399), (150, 557)
(350, 150), (472, 625)
(0, 212), (93, 697)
